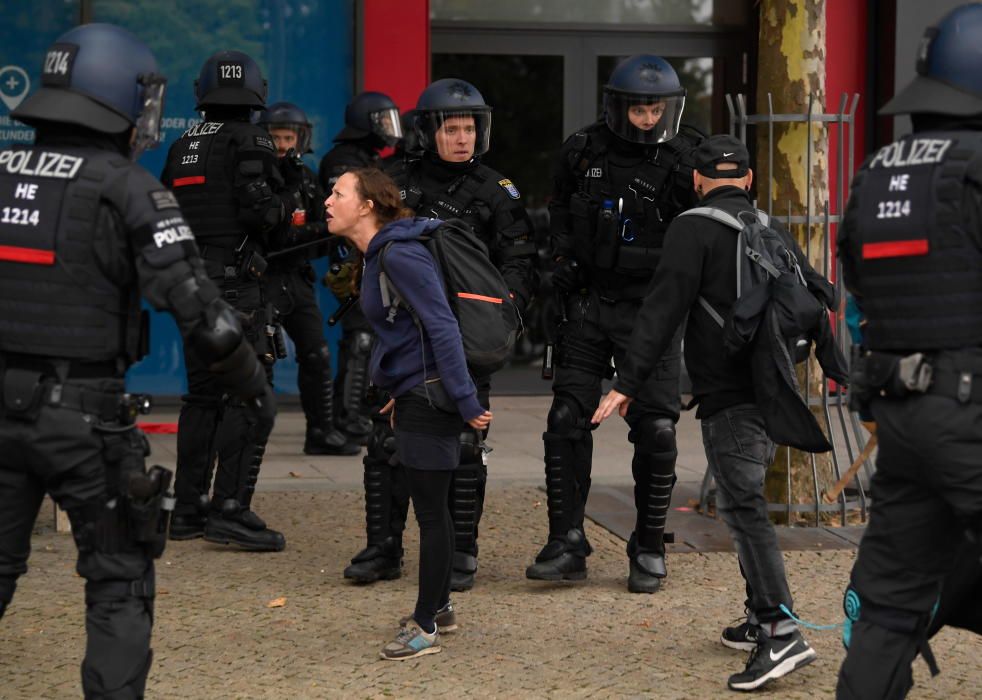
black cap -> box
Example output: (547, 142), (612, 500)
(694, 135), (750, 178)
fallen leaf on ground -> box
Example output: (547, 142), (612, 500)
(267, 597), (287, 608)
(289, 471), (302, 478)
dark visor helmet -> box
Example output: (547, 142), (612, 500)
(603, 55), (685, 145)
(194, 50), (267, 111)
(337, 91), (402, 146)
(12, 23), (167, 160)
(881, 3), (982, 116)
(414, 78), (492, 157)
(257, 101), (313, 153)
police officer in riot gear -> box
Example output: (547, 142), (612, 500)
(320, 91), (403, 444)
(256, 102), (359, 456)
(162, 50), (297, 551)
(342, 78), (538, 590)
(525, 55), (702, 592)
(0, 24), (273, 697)
(837, 5), (982, 697)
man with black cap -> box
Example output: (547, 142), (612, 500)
(595, 134), (820, 691)
(836, 4), (982, 697)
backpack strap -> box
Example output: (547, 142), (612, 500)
(378, 241), (409, 324)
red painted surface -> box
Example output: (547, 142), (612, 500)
(361, 0), (430, 113)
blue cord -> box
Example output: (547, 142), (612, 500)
(780, 603), (843, 631)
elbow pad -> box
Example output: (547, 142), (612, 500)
(190, 305), (266, 399)
(189, 304), (243, 363)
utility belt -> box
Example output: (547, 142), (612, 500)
(199, 242), (268, 282)
(0, 362), (151, 424)
(850, 347), (982, 412)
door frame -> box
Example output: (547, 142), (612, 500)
(431, 22), (751, 136)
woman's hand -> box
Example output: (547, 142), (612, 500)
(380, 398), (395, 429)
(468, 410), (493, 431)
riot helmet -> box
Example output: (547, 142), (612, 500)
(336, 91), (402, 146)
(257, 101), (313, 155)
(194, 50), (267, 111)
(415, 78), (492, 160)
(603, 55), (685, 145)
(399, 110), (422, 157)
(881, 3), (982, 116)
(12, 23), (167, 159)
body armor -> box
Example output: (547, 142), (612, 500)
(0, 146), (144, 362)
(846, 130), (982, 351)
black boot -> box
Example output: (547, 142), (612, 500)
(343, 536), (403, 582)
(526, 527), (592, 581)
(450, 452), (486, 592)
(204, 500), (286, 552)
(299, 344), (360, 455)
(627, 532), (667, 593)
(169, 502), (207, 540)
(628, 419), (677, 593)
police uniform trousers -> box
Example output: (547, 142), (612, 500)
(175, 266), (273, 516)
(547, 290), (682, 552)
(265, 262), (335, 432)
(334, 301), (375, 433)
(0, 374), (156, 699)
(838, 351), (982, 699)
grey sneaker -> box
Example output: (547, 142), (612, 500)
(380, 620), (441, 660)
(399, 602), (458, 633)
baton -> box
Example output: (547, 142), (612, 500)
(265, 236), (329, 261)
(328, 295), (359, 327)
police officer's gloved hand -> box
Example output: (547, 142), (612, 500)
(324, 260), (357, 298)
(280, 148), (306, 188)
(551, 257), (583, 294)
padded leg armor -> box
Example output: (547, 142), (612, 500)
(449, 432), (487, 591)
(343, 406), (409, 583)
(172, 393), (224, 540)
(627, 416), (677, 593)
(337, 329), (374, 443)
(299, 343), (359, 456)
(205, 393), (285, 552)
(526, 396), (595, 582)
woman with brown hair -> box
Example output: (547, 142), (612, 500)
(325, 167), (492, 659)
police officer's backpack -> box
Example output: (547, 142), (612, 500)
(378, 219), (518, 376)
(678, 207), (827, 361)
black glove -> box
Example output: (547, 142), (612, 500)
(551, 258), (583, 294)
(280, 148), (307, 191)
(244, 382), (277, 427)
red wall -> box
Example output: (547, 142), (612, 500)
(825, 0), (867, 215)
(361, 0), (430, 112)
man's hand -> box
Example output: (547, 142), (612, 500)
(592, 389), (632, 424)
(380, 397), (395, 429)
(324, 260), (358, 299)
(468, 410), (493, 431)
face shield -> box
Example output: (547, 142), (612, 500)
(131, 74), (167, 160)
(266, 122), (312, 154)
(604, 90), (685, 145)
(417, 109), (492, 160)
(368, 107), (403, 147)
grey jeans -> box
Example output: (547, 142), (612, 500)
(701, 403), (793, 622)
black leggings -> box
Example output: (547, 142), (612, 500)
(407, 468), (455, 632)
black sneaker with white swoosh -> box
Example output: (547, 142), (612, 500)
(727, 627), (817, 692)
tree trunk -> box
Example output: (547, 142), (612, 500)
(755, 0), (836, 523)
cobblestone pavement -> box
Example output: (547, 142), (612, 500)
(2, 488), (979, 699)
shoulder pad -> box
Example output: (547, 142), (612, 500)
(676, 123), (708, 146)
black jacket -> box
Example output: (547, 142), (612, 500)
(615, 186), (838, 423)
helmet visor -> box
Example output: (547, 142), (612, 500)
(267, 122), (312, 154)
(368, 107), (403, 146)
(417, 109), (492, 160)
(604, 92), (685, 145)
(132, 74), (166, 160)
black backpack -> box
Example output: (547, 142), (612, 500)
(378, 219), (518, 376)
(678, 207), (828, 362)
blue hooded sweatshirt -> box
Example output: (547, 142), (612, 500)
(360, 217), (484, 422)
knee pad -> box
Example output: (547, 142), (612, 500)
(546, 395), (587, 440)
(459, 431), (486, 466)
(635, 416), (677, 454)
(346, 330), (374, 357)
(301, 343), (332, 373)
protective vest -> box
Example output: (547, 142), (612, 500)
(850, 130), (982, 351)
(0, 146), (142, 362)
(163, 120), (249, 251)
(390, 159), (500, 246)
(566, 122), (702, 276)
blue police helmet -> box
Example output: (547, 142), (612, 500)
(257, 101), (313, 153)
(194, 50), (267, 111)
(603, 55), (686, 145)
(882, 3), (982, 116)
(414, 78), (492, 157)
(335, 91), (403, 146)
(13, 23), (166, 141)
